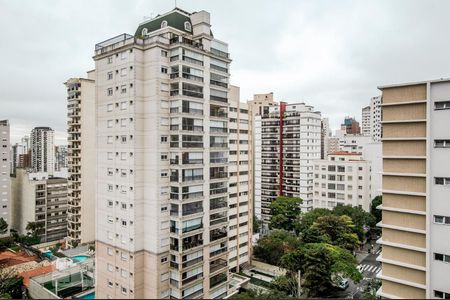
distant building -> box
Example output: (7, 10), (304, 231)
(0, 120), (11, 231)
(11, 135), (29, 175)
(361, 105), (371, 136)
(341, 116), (360, 134)
(31, 127), (55, 175)
(54, 145), (68, 172)
(328, 137), (340, 155)
(321, 118), (330, 159)
(370, 95), (382, 142)
(313, 151), (371, 211)
(11, 169), (68, 243)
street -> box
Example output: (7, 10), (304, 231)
(335, 243), (382, 299)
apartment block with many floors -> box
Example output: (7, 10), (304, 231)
(377, 79), (450, 299)
(255, 102), (321, 228)
(312, 151), (371, 211)
(30, 127), (55, 176)
(227, 85), (252, 273)
(94, 8), (241, 299)
(0, 120), (11, 232)
(11, 169), (68, 242)
(321, 117), (330, 159)
(65, 73), (96, 247)
(362, 105), (371, 137)
(371, 95), (382, 142)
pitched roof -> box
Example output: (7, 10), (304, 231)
(135, 9), (192, 38)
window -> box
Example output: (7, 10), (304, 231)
(107, 200), (113, 207)
(107, 103), (113, 112)
(161, 20), (168, 28)
(107, 120), (113, 128)
(161, 136), (168, 143)
(120, 101), (127, 110)
(161, 50), (168, 57)
(184, 21), (192, 32)
(107, 56), (113, 64)
(107, 152), (113, 160)
(161, 67), (168, 74)
(121, 135), (127, 143)
(435, 177), (450, 185)
(121, 52), (127, 60)
(107, 88), (113, 96)
(434, 252), (450, 263)
(435, 101), (450, 110)
(161, 256), (168, 263)
(435, 140), (450, 148)
(121, 286), (127, 294)
(434, 215), (450, 225)
(161, 153), (168, 160)
(107, 72), (113, 80)
(107, 263), (114, 272)
(121, 85), (127, 94)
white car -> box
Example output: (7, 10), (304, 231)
(357, 265), (363, 273)
(338, 279), (349, 290)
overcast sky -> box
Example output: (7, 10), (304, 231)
(1, 0), (450, 144)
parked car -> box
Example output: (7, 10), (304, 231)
(338, 279), (349, 290)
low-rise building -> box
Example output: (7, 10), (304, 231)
(313, 151), (371, 211)
(11, 169), (68, 243)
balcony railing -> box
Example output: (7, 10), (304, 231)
(183, 89), (203, 98)
(182, 175), (203, 182)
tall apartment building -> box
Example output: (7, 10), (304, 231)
(313, 151), (371, 211)
(65, 74), (96, 247)
(321, 117), (330, 159)
(0, 120), (11, 231)
(227, 85), (252, 272)
(247, 93), (277, 223)
(11, 135), (29, 175)
(361, 105), (371, 136)
(328, 136), (340, 155)
(255, 102), (321, 227)
(30, 127), (55, 175)
(341, 116), (361, 134)
(370, 95), (382, 142)
(55, 145), (68, 172)
(377, 79), (450, 299)
(94, 8), (240, 299)
(11, 169), (68, 242)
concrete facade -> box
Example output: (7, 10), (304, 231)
(30, 127), (55, 176)
(0, 120), (11, 231)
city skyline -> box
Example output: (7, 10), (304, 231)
(3, 0), (450, 143)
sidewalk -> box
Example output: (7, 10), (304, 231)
(356, 242), (380, 263)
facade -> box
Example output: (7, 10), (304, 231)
(377, 79), (450, 299)
(0, 120), (11, 231)
(341, 116), (361, 134)
(247, 93), (277, 223)
(11, 169), (68, 242)
(55, 145), (68, 172)
(65, 74), (97, 247)
(321, 117), (330, 159)
(313, 151), (371, 211)
(227, 85), (252, 272)
(361, 105), (371, 136)
(370, 95), (382, 142)
(11, 135), (30, 175)
(328, 136), (340, 155)
(31, 127), (55, 175)
(94, 8), (238, 299)
(255, 102), (321, 227)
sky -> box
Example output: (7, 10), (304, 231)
(1, 0), (450, 144)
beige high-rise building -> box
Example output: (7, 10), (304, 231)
(11, 169), (68, 242)
(377, 79), (450, 299)
(361, 105), (371, 136)
(0, 120), (11, 233)
(30, 127), (55, 175)
(93, 8), (249, 299)
(65, 73), (96, 247)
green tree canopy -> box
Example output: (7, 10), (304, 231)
(253, 229), (301, 265)
(0, 267), (24, 299)
(370, 196), (382, 224)
(0, 218), (8, 235)
(25, 221), (44, 236)
(269, 196), (303, 232)
(312, 215), (360, 252)
(295, 208), (332, 236)
(332, 205), (376, 241)
(231, 288), (291, 299)
(281, 243), (361, 297)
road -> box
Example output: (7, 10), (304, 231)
(335, 244), (382, 299)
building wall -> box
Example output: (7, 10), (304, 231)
(31, 127), (55, 175)
(362, 106), (371, 137)
(370, 96), (382, 142)
(0, 120), (11, 230)
(313, 153), (371, 211)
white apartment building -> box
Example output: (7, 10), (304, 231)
(313, 151), (371, 211)
(227, 85), (252, 272)
(370, 95), (382, 142)
(11, 169), (68, 242)
(255, 102), (321, 227)
(362, 105), (371, 136)
(55, 145), (68, 172)
(11, 135), (29, 175)
(65, 74), (96, 247)
(94, 8), (239, 299)
(31, 127), (55, 175)
(0, 120), (11, 231)
(376, 79), (450, 299)
(328, 136), (340, 155)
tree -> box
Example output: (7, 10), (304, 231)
(272, 274), (298, 296)
(231, 288), (291, 299)
(0, 218), (8, 235)
(269, 196), (303, 232)
(253, 229), (300, 265)
(295, 208), (332, 236)
(0, 266), (24, 299)
(281, 243), (361, 298)
(362, 278), (381, 299)
(370, 196), (382, 224)
(332, 205), (376, 241)
(25, 221), (44, 236)
(312, 215), (360, 252)
(253, 215), (262, 234)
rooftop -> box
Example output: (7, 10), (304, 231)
(378, 77), (450, 89)
(329, 151), (362, 156)
(135, 8), (193, 38)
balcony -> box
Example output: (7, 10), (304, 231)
(210, 143), (228, 149)
(182, 158), (203, 165)
(210, 127), (228, 133)
(210, 259), (228, 274)
(182, 191), (203, 200)
(182, 175), (203, 182)
(210, 273), (228, 289)
(182, 125), (203, 132)
(210, 95), (228, 103)
(183, 89), (203, 99)
(210, 228), (227, 242)
(210, 172), (227, 180)
(210, 48), (229, 59)
(182, 256), (203, 268)
(182, 273), (203, 285)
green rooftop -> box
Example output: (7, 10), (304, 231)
(135, 9), (192, 38)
